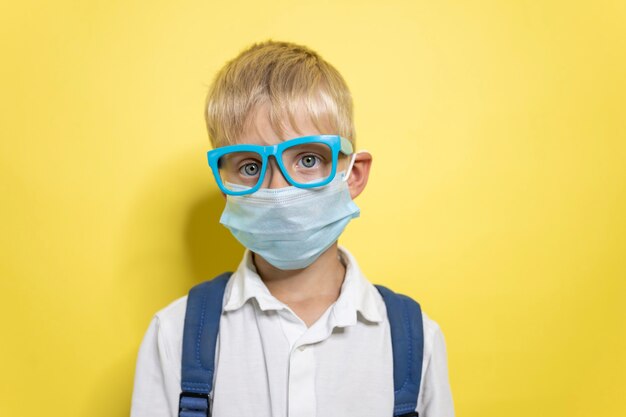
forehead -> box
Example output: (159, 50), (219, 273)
(236, 103), (333, 146)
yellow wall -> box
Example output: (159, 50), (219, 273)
(1, 1), (624, 416)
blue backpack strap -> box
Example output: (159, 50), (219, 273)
(375, 285), (424, 417)
(179, 272), (232, 417)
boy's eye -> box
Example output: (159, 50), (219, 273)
(239, 162), (260, 177)
(299, 155), (319, 168)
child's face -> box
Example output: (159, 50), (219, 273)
(235, 104), (351, 190)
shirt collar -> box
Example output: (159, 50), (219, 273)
(223, 250), (286, 313)
(331, 246), (383, 326)
(222, 247), (384, 326)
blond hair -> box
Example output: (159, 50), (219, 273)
(205, 40), (355, 148)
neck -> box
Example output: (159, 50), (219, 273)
(252, 243), (346, 304)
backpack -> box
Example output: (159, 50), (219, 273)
(178, 272), (424, 417)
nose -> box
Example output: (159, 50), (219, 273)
(264, 156), (291, 189)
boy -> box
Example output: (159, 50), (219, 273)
(131, 40), (454, 417)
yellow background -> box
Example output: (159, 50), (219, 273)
(1, 1), (624, 416)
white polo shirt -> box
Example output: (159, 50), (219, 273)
(130, 247), (455, 417)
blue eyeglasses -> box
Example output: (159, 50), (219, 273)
(207, 135), (354, 196)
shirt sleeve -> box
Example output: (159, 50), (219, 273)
(417, 316), (455, 417)
(130, 316), (179, 417)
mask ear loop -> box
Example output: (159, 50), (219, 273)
(343, 151), (366, 182)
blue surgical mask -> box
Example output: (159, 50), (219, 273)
(219, 172), (360, 270)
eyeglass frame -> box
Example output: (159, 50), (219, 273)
(207, 134), (354, 196)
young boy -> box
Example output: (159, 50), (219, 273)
(131, 40), (454, 417)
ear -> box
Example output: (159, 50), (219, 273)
(346, 151), (372, 199)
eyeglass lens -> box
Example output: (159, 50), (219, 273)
(217, 142), (334, 192)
